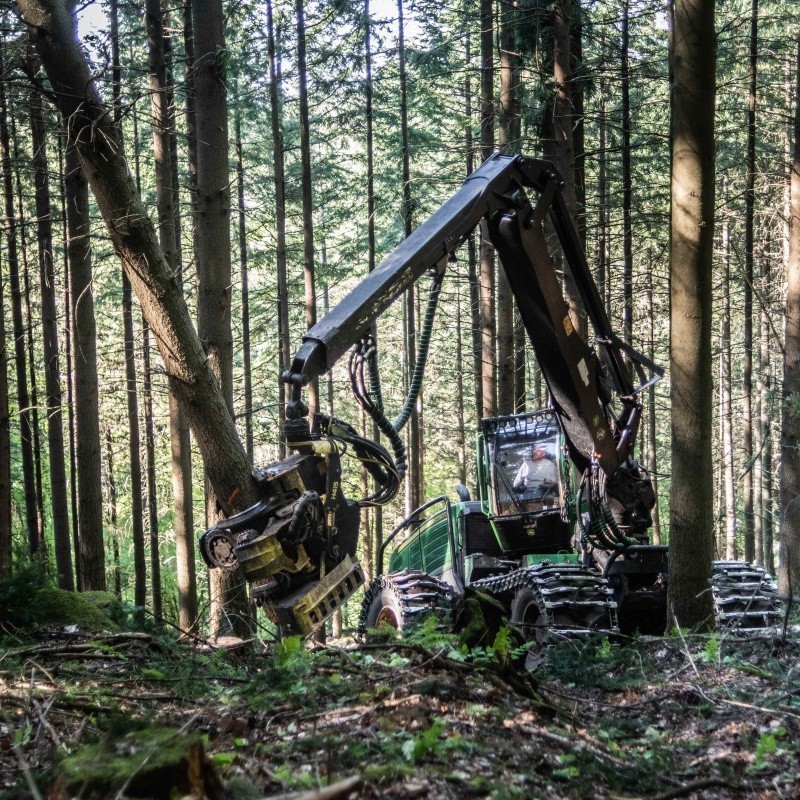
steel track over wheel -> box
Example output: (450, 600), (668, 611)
(711, 561), (782, 633)
(359, 570), (452, 635)
(473, 563), (619, 645)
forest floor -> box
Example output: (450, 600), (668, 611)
(1, 608), (800, 800)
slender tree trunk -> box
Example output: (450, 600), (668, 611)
(65, 141), (105, 590)
(0, 220), (11, 577)
(621, 0), (633, 347)
(553, 0), (585, 338)
(780, 34), (800, 600)
(464, 31), (483, 419)
(171, 1), (197, 632)
(364, 0), (381, 577)
(16, 155), (46, 554)
(141, 324), (160, 616)
(0, 43), (40, 556)
(479, 0), (496, 420)
(105, 429), (122, 598)
(296, 0), (319, 421)
(234, 96), (253, 462)
(645, 253), (661, 544)
(742, 0), (758, 564)
(191, 0), (251, 636)
(760, 248), (772, 571)
(597, 60), (609, 313)
(267, 0), (290, 459)
(496, 0), (516, 414)
(721, 220), (736, 559)
(57, 132), (80, 589)
(396, 0), (422, 510)
(667, 0), (716, 630)
(28, 51), (73, 588)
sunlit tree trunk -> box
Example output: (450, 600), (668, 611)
(721, 220), (736, 560)
(192, 0), (251, 636)
(667, 0), (716, 630)
(780, 34), (800, 600)
(479, 0), (496, 419)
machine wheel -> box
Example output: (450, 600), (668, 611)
(359, 570), (451, 635)
(510, 586), (548, 645)
(711, 561), (782, 632)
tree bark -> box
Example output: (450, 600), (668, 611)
(667, 0), (716, 630)
(296, 0), (319, 420)
(621, 0), (633, 347)
(191, 0), (252, 636)
(479, 0), (496, 420)
(742, 0), (758, 564)
(0, 41), (40, 557)
(721, 220), (736, 560)
(17, 0), (257, 521)
(779, 33), (800, 599)
(267, 0), (290, 459)
(27, 51), (73, 588)
(0, 210), (11, 577)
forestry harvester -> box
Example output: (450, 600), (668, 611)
(199, 154), (781, 642)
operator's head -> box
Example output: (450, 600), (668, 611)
(531, 444), (547, 460)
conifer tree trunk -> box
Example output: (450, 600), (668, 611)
(105, 429), (122, 598)
(28, 52), (73, 588)
(621, 0), (633, 347)
(667, 0), (716, 629)
(364, 0), (381, 576)
(645, 253), (661, 544)
(397, 0), (422, 510)
(760, 249), (772, 570)
(110, 0), (147, 611)
(0, 231), (11, 577)
(553, 0), (585, 338)
(191, 0), (251, 636)
(780, 34), (800, 600)
(296, 0), (319, 421)
(56, 132), (80, 588)
(65, 139), (105, 590)
(18, 171), (46, 552)
(479, 0), (496, 420)
(742, 0), (758, 563)
(496, 0), (516, 414)
(721, 220), (736, 559)
(234, 96), (253, 462)
(267, 0), (290, 459)
(0, 45), (40, 556)
(464, 31), (483, 419)
(171, 1), (197, 632)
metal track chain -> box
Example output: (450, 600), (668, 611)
(358, 570), (452, 634)
(711, 561), (783, 633)
(472, 563), (619, 641)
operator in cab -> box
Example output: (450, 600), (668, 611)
(513, 444), (558, 497)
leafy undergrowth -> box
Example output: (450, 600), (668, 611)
(1, 615), (800, 799)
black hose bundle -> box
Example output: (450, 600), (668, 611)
(348, 269), (445, 499)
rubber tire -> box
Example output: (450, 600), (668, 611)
(510, 586), (548, 645)
(362, 586), (405, 631)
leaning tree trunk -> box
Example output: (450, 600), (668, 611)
(17, 0), (258, 522)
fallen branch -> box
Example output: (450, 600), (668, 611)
(647, 776), (740, 800)
(262, 775), (362, 800)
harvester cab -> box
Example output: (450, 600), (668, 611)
(479, 411), (567, 522)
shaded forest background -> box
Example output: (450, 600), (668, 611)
(1, 0), (798, 635)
